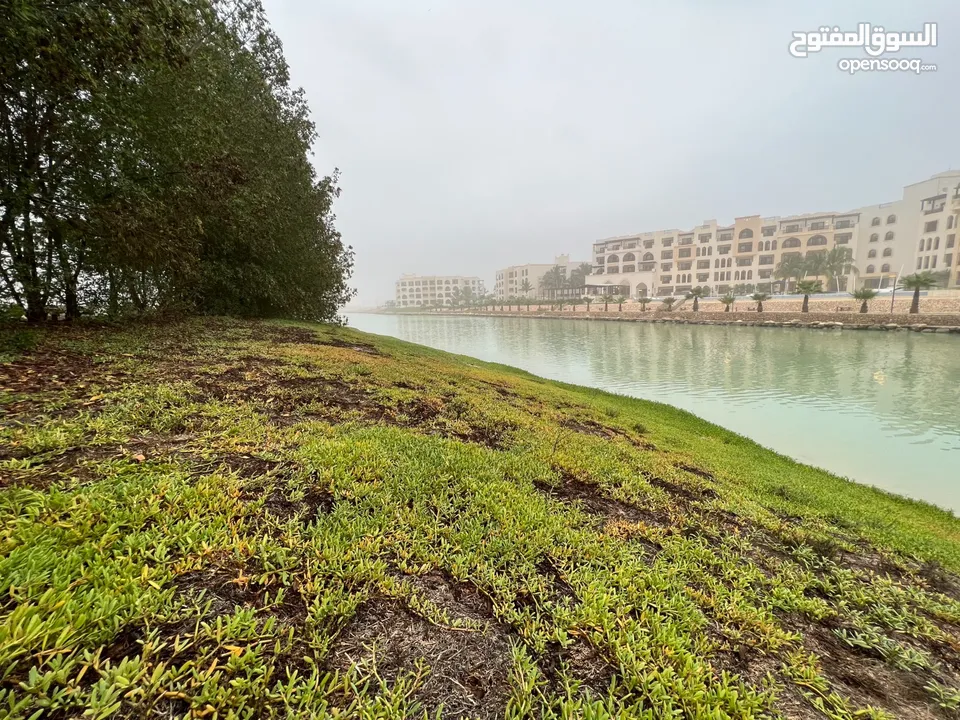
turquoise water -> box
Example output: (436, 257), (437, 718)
(347, 313), (960, 513)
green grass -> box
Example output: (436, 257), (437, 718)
(1, 317), (959, 719)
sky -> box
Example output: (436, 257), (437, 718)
(261, 0), (960, 306)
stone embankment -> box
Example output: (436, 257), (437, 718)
(434, 309), (960, 333)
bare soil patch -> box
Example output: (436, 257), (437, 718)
(326, 599), (514, 720)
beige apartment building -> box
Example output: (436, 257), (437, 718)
(493, 254), (591, 300)
(585, 171), (960, 298)
(394, 275), (485, 307)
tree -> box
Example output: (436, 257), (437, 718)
(851, 287), (878, 314)
(538, 266), (566, 299)
(1, 0), (354, 322)
(583, 296), (593, 312)
(686, 287), (708, 312)
(660, 297), (676, 311)
(720, 294), (736, 312)
(774, 255), (806, 293)
(751, 292), (769, 312)
(822, 246), (858, 293)
(612, 295), (626, 312)
(569, 262), (593, 289)
(451, 287), (463, 307)
(899, 271), (942, 314)
(519, 279), (532, 299)
(795, 280), (823, 313)
(803, 252), (830, 286)
(638, 297), (652, 312)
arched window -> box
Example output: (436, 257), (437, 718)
(622, 252), (636, 262)
(870, 233), (879, 242)
(782, 237), (801, 248)
(867, 249), (877, 258)
(935, 237), (940, 250)
(882, 248), (892, 257)
(738, 229), (754, 239)
(919, 239), (926, 251)
(643, 252), (654, 261)
(607, 254), (619, 263)
(886, 214), (896, 224)
(747, 270), (752, 279)
(884, 231), (894, 241)
(636, 283), (648, 298)
(807, 235), (828, 246)
(881, 264), (890, 273)
(771, 240), (777, 250)
(927, 238), (933, 251)
(707, 247), (713, 256)
(871, 217), (881, 226)
(866, 265), (875, 274)
(948, 216), (955, 229)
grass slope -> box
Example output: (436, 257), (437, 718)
(1, 317), (959, 720)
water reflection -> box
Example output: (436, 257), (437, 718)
(348, 314), (960, 512)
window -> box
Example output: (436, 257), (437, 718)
(661, 250), (673, 259)
(697, 260), (710, 269)
(662, 237), (674, 246)
(926, 238), (933, 251)
(607, 254), (619, 263)
(945, 254), (953, 268)
(622, 252), (636, 262)
(932, 256), (938, 268)
(882, 248), (892, 257)
(835, 233), (852, 244)
(738, 242), (753, 252)
(718, 232), (733, 242)
(866, 265), (875, 273)
(644, 240), (654, 249)
(871, 217), (881, 226)
(661, 263), (672, 271)
(807, 235), (828, 246)
(759, 255), (774, 265)
(718, 245), (731, 255)
(870, 233), (879, 242)
(948, 216), (955, 230)
(785, 224), (800, 233)
(836, 220), (853, 229)
(699, 233), (712, 242)
(678, 248), (692, 258)
(924, 256), (930, 269)
(810, 221), (826, 230)
(884, 231), (894, 241)
(925, 220), (938, 233)
(917, 258), (923, 270)
(881, 264), (890, 273)
(678, 261), (692, 270)
(738, 229), (754, 239)
(660, 275), (672, 284)
(782, 237), (801, 248)
(867, 249), (877, 258)
(935, 237), (940, 250)
(736, 257), (753, 266)
(919, 239), (926, 251)
(948, 235), (956, 249)
(886, 214), (896, 224)
(762, 226), (776, 237)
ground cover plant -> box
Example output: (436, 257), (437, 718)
(2, 317), (960, 719)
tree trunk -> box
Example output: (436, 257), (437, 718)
(802, 295), (809, 313)
(860, 300), (868, 313)
(724, 304), (730, 312)
(693, 297), (699, 312)
(604, 301), (608, 312)
(757, 302), (763, 312)
(618, 303), (623, 312)
(910, 288), (920, 314)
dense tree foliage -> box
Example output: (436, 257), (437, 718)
(1, 0), (353, 321)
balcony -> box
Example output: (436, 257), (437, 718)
(836, 221), (853, 229)
(679, 237), (694, 246)
(639, 262), (656, 271)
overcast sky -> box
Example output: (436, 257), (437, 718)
(261, 0), (959, 305)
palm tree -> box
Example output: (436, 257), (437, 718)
(851, 287), (878, 314)
(638, 297), (652, 312)
(539, 265), (566, 299)
(660, 296), (676, 311)
(613, 295), (626, 312)
(795, 279), (823, 313)
(720, 294), (736, 312)
(774, 254), (806, 294)
(804, 252), (830, 287)
(899, 271), (942, 314)
(822, 246), (857, 293)
(583, 296), (593, 312)
(461, 286), (475, 307)
(686, 286), (708, 312)
(519, 279), (532, 301)
(751, 292), (769, 312)
(569, 262), (594, 289)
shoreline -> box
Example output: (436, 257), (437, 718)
(368, 308), (960, 333)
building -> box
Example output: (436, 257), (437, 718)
(584, 171), (960, 299)
(493, 254), (591, 300)
(394, 275), (485, 307)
